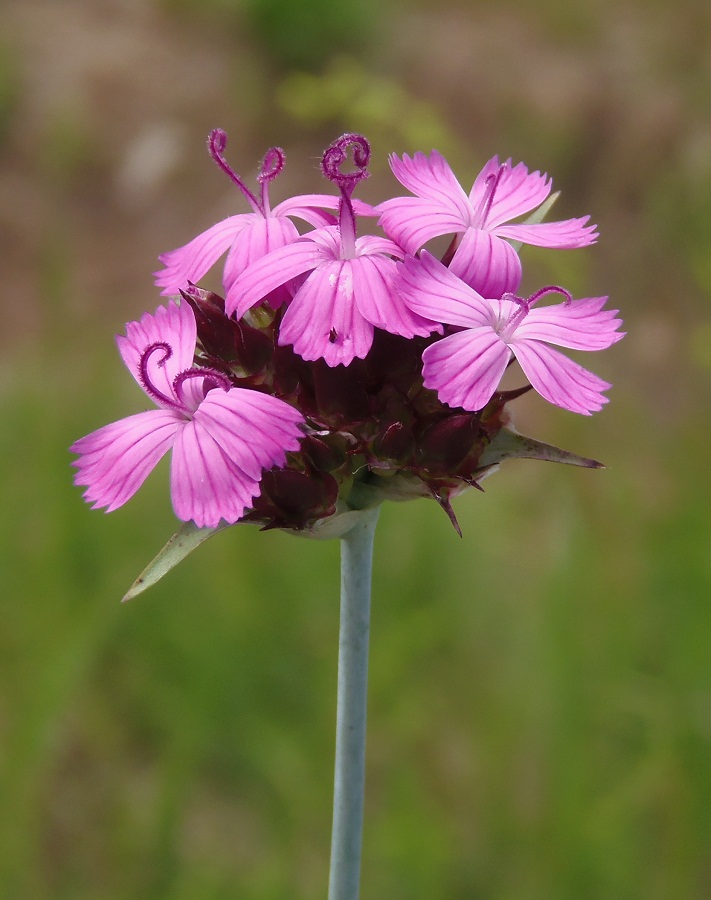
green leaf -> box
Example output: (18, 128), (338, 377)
(122, 520), (226, 602)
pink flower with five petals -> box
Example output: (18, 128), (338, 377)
(71, 301), (305, 527)
(397, 251), (624, 415)
(378, 151), (598, 299)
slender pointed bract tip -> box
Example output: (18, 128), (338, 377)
(121, 520), (225, 602)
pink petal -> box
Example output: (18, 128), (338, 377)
(377, 196), (468, 254)
(226, 239), (326, 318)
(351, 254), (439, 339)
(388, 151), (472, 217)
(421, 328), (510, 411)
(278, 261), (374, 366)
(511, 340), (612, 415)
(397, 251), (493, 329)
(117, 301), (197, 405)
(494, 218), (598, 248)
(222, 215), (300, 299)
(354, 234), (405, 260)
(154, 216), (253, 295)
(516, 297), (625, 351)
(71, 410), (181, 512)
(449, 229), (522, 298)
(470, 158), (551, 228)
(194, 388), (304, 481)
(170, 418), (260, 527)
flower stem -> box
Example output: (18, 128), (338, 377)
(328, 506), (380, 900)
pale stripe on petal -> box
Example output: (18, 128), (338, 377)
(512, 340), (612, 415)
(494, 218), (598, 248)
(422, 328), (510, 412)
(515, 298), (624, 351)
(387, 151), (473, 219)
(71, 410), (181, 512)
(194, 388), (304, 481)
(170, 419), (259, 528)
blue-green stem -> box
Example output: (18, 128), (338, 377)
(328, 506), (380, 900)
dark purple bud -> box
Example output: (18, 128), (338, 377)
(416, 413), (486, 476)
(312, 358), (371, 426)
(245, 468), (339, 530)
(370, 421), (414, 466)
(301, 433), (351, 473)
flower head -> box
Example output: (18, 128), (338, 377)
(377, 151), (598, 298)
(154, 129), (344, 305)
(227, 133), (438, 367)
(71, 300), (305, 527)
(397, 251), (624, 415)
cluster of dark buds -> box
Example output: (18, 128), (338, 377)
(72, 129), (624, 547)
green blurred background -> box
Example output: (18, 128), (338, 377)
(2, 0), (711, 897)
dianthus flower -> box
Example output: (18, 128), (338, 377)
(71, 125), (626, 900)
(154, 129), (347, 307)
(397, 251), (624, 415)
(377, 150), (598, 298)
(226, 134), (438, 367)
(71, 300), (305, 528)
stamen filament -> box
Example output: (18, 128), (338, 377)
(527, 285), (573, 307)
(258, 147), (286, 217)
(173, 367), (232, 406)
(321, 134), (370, 260)
(208, 129), (263, 215)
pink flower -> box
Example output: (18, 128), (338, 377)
(154, 129), (347, 306)
(397, 251), (624, 415)
(71, 301), (305, 527)
(377, 151), (598, 299)
(227, 134), (438, 367)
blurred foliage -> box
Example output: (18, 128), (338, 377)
(276, 57), (465, 168)
(3, 0), (711, 897)
(0, 38), (20, 149)
(244, 0), (385, 73)
(157, 0), (385, 73)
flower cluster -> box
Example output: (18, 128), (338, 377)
(72, 130), (623, 534)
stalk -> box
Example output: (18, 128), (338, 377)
(327, 506), (380, 900)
